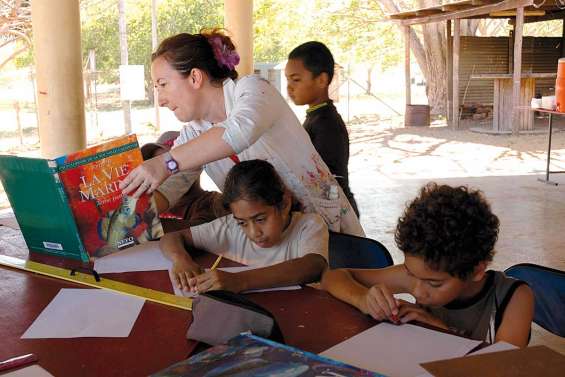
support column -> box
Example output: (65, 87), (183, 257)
(31, 0), (86, 158)
(512, 7), (524, 136)
(453, 19), (461, 130)
(404, 26), (411, 107)
(446, 20), (453, 126)
(224, 0), (253, 76)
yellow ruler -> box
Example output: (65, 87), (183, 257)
(0, 254), (192, 310)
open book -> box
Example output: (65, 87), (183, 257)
(0, 134), (163, 262)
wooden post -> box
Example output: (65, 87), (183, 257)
(224, 0), (254, 76)
(151, 0), (160, 132)
(512, 7), (524, 136)
(447, 20), (453, 126)
(561, 18), (565, 57)
(453, 19), (460, 130)
(119, 0), (132, 135)
(31, 0), (86, 157)
(404, 26), (411, 108)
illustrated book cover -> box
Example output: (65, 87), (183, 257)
(0, 134), (164, 262)
(150, 333), (386, 377)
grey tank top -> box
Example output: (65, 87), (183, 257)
(428, 271), (524, 343)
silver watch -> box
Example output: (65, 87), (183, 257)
(163, 151), (179, 174)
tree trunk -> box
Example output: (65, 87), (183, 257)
(366, 65), (373, 94)
(375, 0), (479, 116)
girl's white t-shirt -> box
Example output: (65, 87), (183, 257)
(157, 75), (364, 237)
(190, 212), (328, 267)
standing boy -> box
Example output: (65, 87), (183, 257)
(322, 183), (534, 347)
(285, 41), (359, 217)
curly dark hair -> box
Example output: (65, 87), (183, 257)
(395, 183), (499, 280)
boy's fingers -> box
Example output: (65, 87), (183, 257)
(380, 285), (398, 315)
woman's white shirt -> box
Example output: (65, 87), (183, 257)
(158, 75), (364, 236)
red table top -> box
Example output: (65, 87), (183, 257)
(0, 227), (376, 377)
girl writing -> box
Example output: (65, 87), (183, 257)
(160, 159), (328, 293)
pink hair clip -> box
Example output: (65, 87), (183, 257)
(208, 36), (240, 71)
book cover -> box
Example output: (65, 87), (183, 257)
(150, 333), (386, 377)
(55, 134), (164, 259)
(0, 155), (87, 261)
(0, 134), (164, 262)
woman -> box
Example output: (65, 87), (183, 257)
(120, 29), (364, 236)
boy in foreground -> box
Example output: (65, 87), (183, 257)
(322, 183), (534, 347)
(285, 41), (359, 217)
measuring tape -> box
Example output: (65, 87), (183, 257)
(0, 254), (193, 310)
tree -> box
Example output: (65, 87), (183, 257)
(0, 0), (32, 70)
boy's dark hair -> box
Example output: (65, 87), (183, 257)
(395, 183), (499, 280)
(222, 160), (286, 211)
(288, 41), (335, 83)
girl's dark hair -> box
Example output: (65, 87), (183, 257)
(395, 183), (499, 280)
(152, 28), (238, 85)
(222, 160), (288, 210)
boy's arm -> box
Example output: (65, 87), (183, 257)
(191, 254), (327, 293)
(494, 284), (535, 347)
(160, 229), (203, 290)
(321, 266), (409, 321)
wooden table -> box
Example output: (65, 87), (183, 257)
(0, 225), (376, 377)
(532, 108), (565, 185)
(471, 73), (556, 132)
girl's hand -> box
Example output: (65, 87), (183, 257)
(360, 284), (400, 323)
(397, 301), (448, 330)
(188, 270), (242, 294)
(119, 156), (169, 198)
(170, 259), (203, 292)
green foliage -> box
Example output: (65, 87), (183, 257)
(253, 0), (400, 71)
(80, 0), (222, 85)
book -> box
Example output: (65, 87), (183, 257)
(150, 333), (386, 377)
(0, 134), (164, 262)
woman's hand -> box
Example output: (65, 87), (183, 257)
(120, 156), (169, 198)
(397, 301), (448, 330)
(188, 270), (242, 294)
(359, 284), (400, 323)
(170, 258), (203, 292)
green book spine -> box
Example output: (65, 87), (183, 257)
(0, 155), (89, 262)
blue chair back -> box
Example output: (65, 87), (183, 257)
(328, 231), (393, 269)
(505, 263), (565, 337)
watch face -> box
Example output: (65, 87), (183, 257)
(167, 160), (178, 170)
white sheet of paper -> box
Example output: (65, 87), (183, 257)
(93, 241), (171, 273)
(21, 289), (145, 339)
(1, 365), (54, 377)
(169, 265), (302, 297)
(320, 323), (482, 377)
(467, 341), (517, 356)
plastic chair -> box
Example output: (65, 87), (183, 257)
(505, 263), (565, 337)
(328, 231), (393, 269)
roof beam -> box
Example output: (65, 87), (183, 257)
(395, 0), (534, 25)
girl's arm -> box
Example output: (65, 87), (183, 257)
(190, 253), (327, 293)
(494, 284), (535, 347)
(160, 229), (203, 291)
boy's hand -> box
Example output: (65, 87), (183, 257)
(360, 284), (400, 323)
(170, 258), (203, 292)
(397, 301), (448, 330)
(188, 270), (242, 294)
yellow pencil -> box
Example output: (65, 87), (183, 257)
(210, 255), (222, 270)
